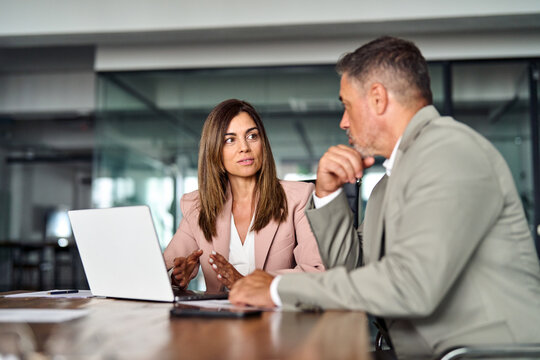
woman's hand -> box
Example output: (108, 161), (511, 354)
(171, 249), (203, 288)
(209, 251), (244, 289)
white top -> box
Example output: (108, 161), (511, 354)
(382, 136), (402, 176)
(228, 213), (256, 276)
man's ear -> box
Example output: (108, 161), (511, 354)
(368, 83), (388, 115)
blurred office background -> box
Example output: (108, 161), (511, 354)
(0, 1), (539, 291)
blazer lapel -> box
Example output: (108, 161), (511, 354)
(254, 219), (279, 269)
(213, 186), (233, 260)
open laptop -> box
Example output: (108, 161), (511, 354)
(68, 206), (228, 302)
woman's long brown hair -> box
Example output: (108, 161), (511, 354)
(197, 99), (287, 242)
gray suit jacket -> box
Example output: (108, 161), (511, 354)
(278, 106), (540, 359)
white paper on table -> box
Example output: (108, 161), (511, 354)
(4, 290), (93, 299)
(0, 309), (90, 323)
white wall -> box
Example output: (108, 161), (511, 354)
(0, 72), (95, 113)
(1, 0), (539, 35)
(1, 0), (539, 70)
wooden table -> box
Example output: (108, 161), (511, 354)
(0, 294), (372, 360)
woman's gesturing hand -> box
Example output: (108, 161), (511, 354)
(209, 251), (244, 289)
(171, 249), (203, 288)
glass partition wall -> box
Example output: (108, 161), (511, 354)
(95, 61), (539, 255)
(453, 62), (535, 231)
(95, 67), (345, 250)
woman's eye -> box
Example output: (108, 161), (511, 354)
(247, 133), (258, 140)
(224, 138), (234, 144)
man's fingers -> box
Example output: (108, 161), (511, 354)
(321, 154), (357, 183)
(327, 145), (364, 179)
(315, 144), (367, 197)
(316, 158), (355, 197)
(228, 278), (247, 304)
(363, 156), (375, 168)
(228, 270), (275, 307)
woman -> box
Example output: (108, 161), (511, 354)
(164, 99), (324, 292)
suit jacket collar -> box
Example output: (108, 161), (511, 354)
(386, 105), (440, 200)
(397, 105), (440, 156)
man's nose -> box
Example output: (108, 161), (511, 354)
(340, 112), (349, 130)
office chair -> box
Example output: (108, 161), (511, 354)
(343, 181), (361, 229)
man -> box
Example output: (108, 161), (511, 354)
(230, 37), (540, 359)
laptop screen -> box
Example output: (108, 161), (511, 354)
(68, 206), (175, 302)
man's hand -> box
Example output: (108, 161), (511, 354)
(209, 251), (244, 289)
(229, 270), (276, 308)
(315, 145), (375, 197)
(171, 249), (203, 288)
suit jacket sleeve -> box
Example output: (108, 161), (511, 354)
(274, 182), (325, 274)
(277, 130), (504, 316)
(305, 190), (362, 271)
(163, 194), (200, 276)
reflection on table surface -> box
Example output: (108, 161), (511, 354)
(0, 294), (372, 360)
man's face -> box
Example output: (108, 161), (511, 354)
(339, 75), (378, 158)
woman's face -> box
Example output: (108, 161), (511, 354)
(221, 112), (263, 180)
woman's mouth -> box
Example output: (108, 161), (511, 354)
(238, 158), (254, 165)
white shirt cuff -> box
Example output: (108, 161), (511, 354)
(270, 275), (283, 307)
(312, 188), (343, 209)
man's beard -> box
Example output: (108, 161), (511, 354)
(347, 129), (374, 158)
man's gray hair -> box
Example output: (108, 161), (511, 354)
(336, 36), (433, 105)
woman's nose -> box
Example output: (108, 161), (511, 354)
(239, 138), (250, 152)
